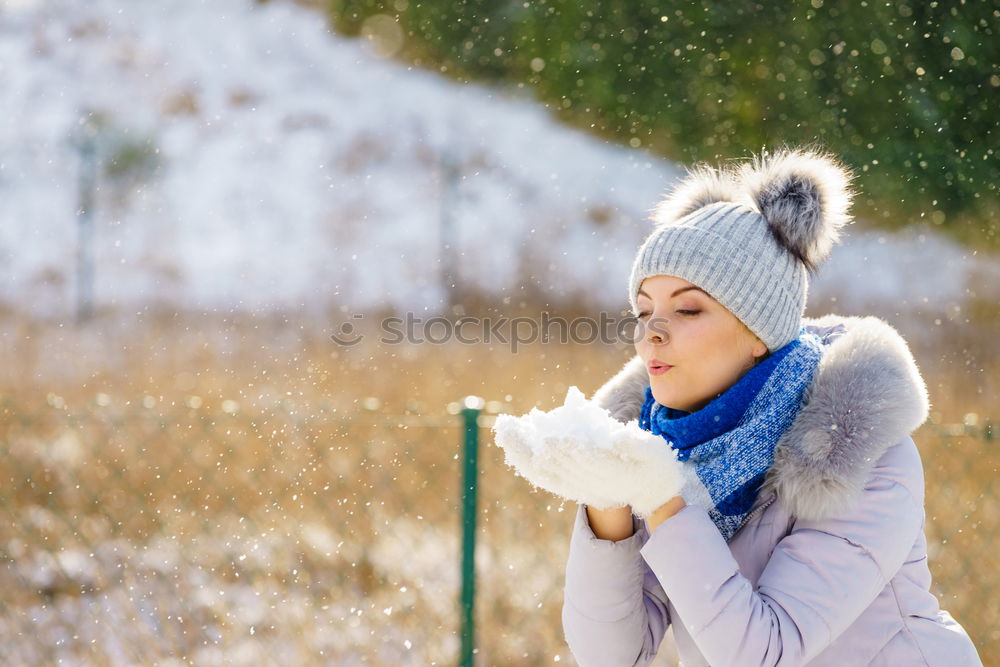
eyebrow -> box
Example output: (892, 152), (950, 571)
(637, 286), (708, 299)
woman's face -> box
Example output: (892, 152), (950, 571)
(634, 274), (768, 413)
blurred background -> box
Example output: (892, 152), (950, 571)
(0, 0), (996, 663)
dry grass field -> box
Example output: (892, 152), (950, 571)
(0, 297), (996, 664)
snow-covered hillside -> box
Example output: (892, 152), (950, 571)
(1, 0), (995, 321)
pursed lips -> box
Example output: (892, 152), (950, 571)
(648, 359), (674, 375)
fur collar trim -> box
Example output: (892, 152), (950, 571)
(590, 314), (930, 520)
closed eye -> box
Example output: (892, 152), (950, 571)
(637, 310), (699, 318)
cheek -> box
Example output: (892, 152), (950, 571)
(728, 326), (758, 360)
(633, 338), (646, 356)
(685, 326), (743, 375)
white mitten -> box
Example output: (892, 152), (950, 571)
(491, 386), (684, 518)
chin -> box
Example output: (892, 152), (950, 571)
(651, 381), (708, 413)
(650, 385), (685, 411)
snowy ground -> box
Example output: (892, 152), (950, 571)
(0, 511), (464, 664)
(1, 0), (996, 323)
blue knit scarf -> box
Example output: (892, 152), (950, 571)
(638, 328), (825, 541)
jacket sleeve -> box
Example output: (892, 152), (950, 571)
(562, 503), (671, 667)
(639, 444), (924, 666)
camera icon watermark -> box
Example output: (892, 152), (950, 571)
(330, 314), (367, 347)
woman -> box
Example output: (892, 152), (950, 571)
(552, 146), (982, 665)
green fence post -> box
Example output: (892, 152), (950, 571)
(460, 396), (484, 666)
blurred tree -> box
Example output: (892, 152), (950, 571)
(330, 0), (998, 248)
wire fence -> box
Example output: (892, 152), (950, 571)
(0, 394), (995, 664)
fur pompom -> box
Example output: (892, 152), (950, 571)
(651, 162), (742, 225)
(739, 145), (856, 273)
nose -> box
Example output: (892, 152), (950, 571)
(644, 317), (669, 344)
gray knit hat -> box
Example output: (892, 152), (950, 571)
(629, 146), (856, 351)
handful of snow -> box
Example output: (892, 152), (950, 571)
(491, 386), (684, 518)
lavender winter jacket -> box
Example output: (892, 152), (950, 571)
(562, 315), (982, 666)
